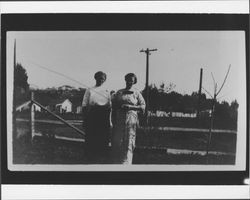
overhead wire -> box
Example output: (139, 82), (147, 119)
(25, 59), (110, 100)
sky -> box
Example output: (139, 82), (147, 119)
(7, 31), (246, 103)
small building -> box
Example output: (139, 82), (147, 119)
(76, 106), (82, 114)
(55, 99), (72, 113)
(16, 90), (84, 114)
(69, 96), (83, 114)
(16, 101), (41, 112)
(200, 109), (212, 117)
(155, 110), (169, 117)
(171, 112), (197, 118)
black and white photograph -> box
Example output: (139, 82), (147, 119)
(1, 1), (249, 200)
(6, 29), (247, 171)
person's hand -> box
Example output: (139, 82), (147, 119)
(109, 121), (113, 128)
(121, 104), (127, 110)
(121, 104), (132, 110)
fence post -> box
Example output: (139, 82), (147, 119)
(29, 91), (35, 144)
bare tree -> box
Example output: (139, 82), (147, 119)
(202, 64), (231, 164)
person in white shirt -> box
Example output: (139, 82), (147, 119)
(111, 73), (145, 164)
(82, 71), (111, 163)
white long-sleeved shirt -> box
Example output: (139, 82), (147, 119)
(82, 85), (111, 108)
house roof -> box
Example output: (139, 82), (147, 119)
(50, 98), (69, 105)
(16, 100), (31, 111)
(16, 100), (30, 108)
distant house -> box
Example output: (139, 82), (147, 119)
(148, 110), (197, 118)
(34, 96), (82, 114)
(149, 110), (170, 117)
(17, 87), (85, 114)
(55, 99), (72, 113)
(69, 95), (83, 114)
(16, 101), (41, 112)
(200, 109), (212, 117)
(76, 106), (82, 114)
(171, 112), (197, 118)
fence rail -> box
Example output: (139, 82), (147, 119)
(25, 92), (85, 144)
(32, 99), (85, 136)
(17, 118), (237, 134)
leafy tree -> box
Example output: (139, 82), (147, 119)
(229, 99), (239, 120)
(14, 63), (30, 105)
(141, 80), (238, 129)
(159, 82), (176, 94)
(14, 63), (29, 93)
(230, 100), (239, 110)
(142, 82), (176, 112)
(214, 101), (230, 120)
(166, 91), (183, 112)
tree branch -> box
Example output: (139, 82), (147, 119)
(202, 87), (213, 98)
(216, 64), (231, 95)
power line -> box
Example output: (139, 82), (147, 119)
(28, 60), (88, 88)
(25, 59), (109, 99)
(202, 86), (213, 98)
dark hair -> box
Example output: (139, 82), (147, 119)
(125, 73), (137, 84)
(94, 71), (107, 80)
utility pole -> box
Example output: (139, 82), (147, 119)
(29, 92), (35, 144)
(197, 68), (203, 120)
(140, 48), (157, 125)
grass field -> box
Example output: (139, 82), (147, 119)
(17, 111), (237, 130)
(13, 119), (236, 165)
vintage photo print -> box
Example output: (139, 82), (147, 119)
(6, 30), (247, 171)
(1, 13), (247, 176)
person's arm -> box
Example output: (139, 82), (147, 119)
(121, 104), (144, 111)
(111, 91), (120, 110)
(107, 91), (113, 128)
(122, 91), (146, 112)
(82, 89), (90, 121)
(137, 91), (146, 112)
(111, 91), (120, 125)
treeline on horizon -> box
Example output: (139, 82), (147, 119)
(15, 63), (239, 128)
(141, 83), (238, 119)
